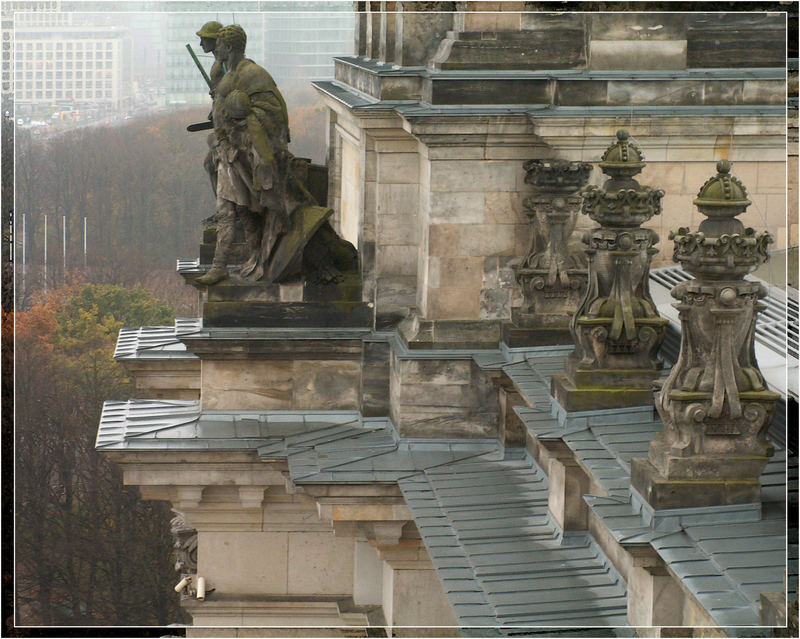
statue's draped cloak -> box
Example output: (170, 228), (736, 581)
(213, 58), (290, 212)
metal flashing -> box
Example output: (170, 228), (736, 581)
(114, 318), (201, 360)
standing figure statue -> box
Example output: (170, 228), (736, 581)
(196, 21), (224, 195)
(198, 24), (311, 286)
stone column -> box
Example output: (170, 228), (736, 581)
(511, 159), (592, 345)
(551, 130), (667, 410)
(631, 160), (779, 509)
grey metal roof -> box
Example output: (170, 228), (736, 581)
(96, 401), (364, 451)
(508, 348), (791, 629)
(99, 319), (792, 631)
(399, 451), (628, 629)
(114, 318), (201, 360)
(96, 399), (629, 629)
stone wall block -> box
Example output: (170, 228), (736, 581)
(361, 340), (391, 416)
(590, 13), (687, 41)
(434, 256), (484, 290)
(459, 223), (517, 257)
(202, 361), (293, 410)
(428, 224), (462, 256)
(293, 360), (361, 410)
(429, 160), (518, 192)
(378, 153), (421, 185)
(377, 245), (419, 276)
(287, 532), (355, 595)
(485, 191), (525, 224)
(198, 531), (289, 595)
(429, 190), (486, 224)
(426, 287), (480, 320)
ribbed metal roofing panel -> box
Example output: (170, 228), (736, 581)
(514, 346), (789, 628)
(399, 451), (629, 629)
(114, 318), (201, 360)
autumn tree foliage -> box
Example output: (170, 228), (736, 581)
(10, 88), (330, 629)
(14, 284), (184, 626)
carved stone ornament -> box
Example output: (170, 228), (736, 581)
(515, 159), (593, 330)
(170, 508), (198, 574)
(632, 160), (779, 509)
(551, 130), (668, 410)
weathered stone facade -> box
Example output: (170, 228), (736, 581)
(96, 6), (790, 637)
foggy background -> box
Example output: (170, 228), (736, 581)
(4, 1), (356, 312)
(3, 5), (355, 626)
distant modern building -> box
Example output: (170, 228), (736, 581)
(9, 5), (133, 114)
(163, 1), (353, 105)
(1, 1), (66, 103)
(263, 3), (355, 83)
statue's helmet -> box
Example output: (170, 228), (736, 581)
(217, 24), (247, 53)
(196, 21), (223, 39)
(224, 90), (251, 120)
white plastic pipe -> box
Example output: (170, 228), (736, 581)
(196, 576), (206, 601)
(174, 577), (190, 593)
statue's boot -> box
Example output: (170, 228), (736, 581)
(197, 265), (228, 286)
(197, 202), (235, 286)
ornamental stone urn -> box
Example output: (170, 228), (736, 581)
(631, 160), (779, 509)
(512, 159), (593, 344)
(551, 130), (668, 410)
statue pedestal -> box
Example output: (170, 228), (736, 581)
(630, 457), (767, 509)
(180, 265), (369, 329)
(550, 368), (659, 411)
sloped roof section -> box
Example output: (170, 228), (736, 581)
(97, 399), (630, 629)
(114, 317), (202, 360)
(509, 347), (792, 629)
(399, 451), (629, 628)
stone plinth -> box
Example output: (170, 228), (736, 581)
(510, 158), (592, 346)
(632, 160), (779, 509)
(389, 351), (498, 439)
(180, 260), (368, 329)
(551, 130), (667, 411)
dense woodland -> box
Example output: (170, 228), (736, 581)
(6, 84), (328, 629)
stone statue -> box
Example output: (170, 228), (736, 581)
(198, 24), (314, 286)
(192, 24), (359, 293)
(551, 130), (668, 410)
(196, 21), (225, 89)
(515, 159), (592, 336)
(196, 20), (224, 196)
